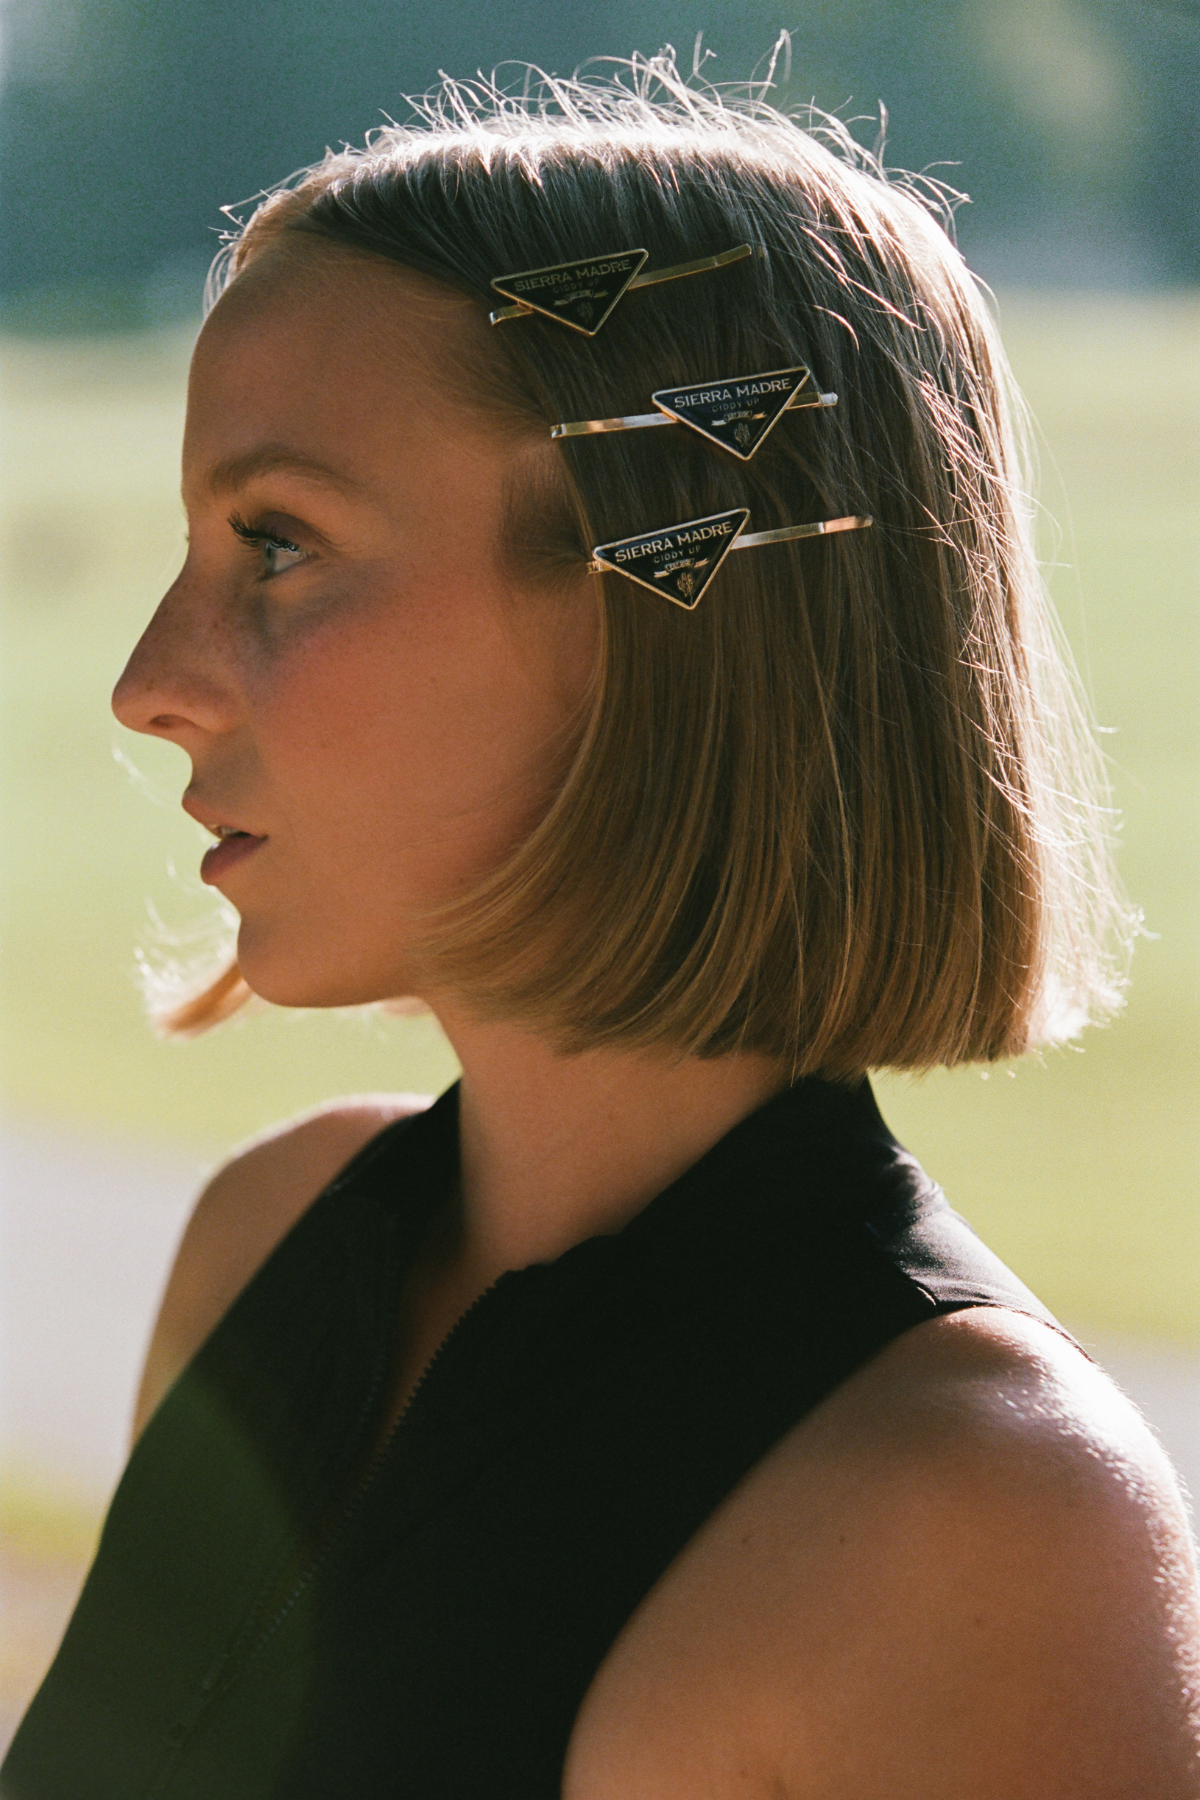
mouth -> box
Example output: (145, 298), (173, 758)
(184, 803), (269, 885)
(200, 827), (267, 885)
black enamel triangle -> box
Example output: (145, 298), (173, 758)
(593, 509), (750, 609)
(651, 366), (817, 459)
(490, 249), (650, 335)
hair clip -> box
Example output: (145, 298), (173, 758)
(552, 366), (837, 460)
(589, 511), (872, 609)
(489, 245), (752, 336)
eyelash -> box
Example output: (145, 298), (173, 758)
(228, 512), (306, 575)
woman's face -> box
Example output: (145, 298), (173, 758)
(113, 242), (597, 1008)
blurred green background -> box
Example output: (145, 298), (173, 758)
(4, 0), (1198, 315)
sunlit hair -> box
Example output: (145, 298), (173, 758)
(157, 50), (1131, 1073)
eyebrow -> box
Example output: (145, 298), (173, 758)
(203, 444), (367, 499)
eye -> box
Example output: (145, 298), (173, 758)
(229, 514), (308, 580)
(259, 534), (305, 577)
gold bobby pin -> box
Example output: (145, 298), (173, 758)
(489, 245), (753, 336)
(589, 511), (872, 610)
(552, 366), (837, 461)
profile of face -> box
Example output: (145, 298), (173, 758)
(112, 242), (598, 1010)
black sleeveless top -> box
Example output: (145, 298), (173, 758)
(3, 1077), (1074, 1799)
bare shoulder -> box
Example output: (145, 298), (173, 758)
(566, 1308), (1200, 1800)
(132, 1092), (433, 1439)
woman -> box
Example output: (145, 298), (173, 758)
(5, 64), (1197, 1799)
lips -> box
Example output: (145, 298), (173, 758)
(183, 798), (268, 885)
(199, 829), (266, 884)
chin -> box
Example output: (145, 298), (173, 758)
(235, 921), (419, 1011)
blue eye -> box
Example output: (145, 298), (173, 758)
(229, 514), (307, 579)
(259, 535), (305, 576)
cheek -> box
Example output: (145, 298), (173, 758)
(250, 596), (578, 882)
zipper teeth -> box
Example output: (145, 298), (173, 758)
(199, 1219), (412, 1690)
(143, 1221), (426, 1784)
(194, 1311), (397, 1704)
(248, 1272), (507, 1659)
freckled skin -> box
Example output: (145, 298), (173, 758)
(112, 241), (598, 1008)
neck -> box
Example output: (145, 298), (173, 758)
(428, 999), (787, 1282)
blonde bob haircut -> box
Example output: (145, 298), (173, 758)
(162, 54), (1129, 1076)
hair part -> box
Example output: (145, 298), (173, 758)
(156, 52), (1132, 1073)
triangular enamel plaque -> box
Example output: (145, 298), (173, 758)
(592, 509), (750, 609)
(490, 248), (649, 335)
(651, 366), (817, 459)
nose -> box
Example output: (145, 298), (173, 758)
(112, 572), (240, 743)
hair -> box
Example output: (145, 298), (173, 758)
(158, 51), (1131, 1075)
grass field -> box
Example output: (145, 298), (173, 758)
(1, 293), (1197, 1342)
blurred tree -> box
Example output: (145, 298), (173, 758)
(0, 0), (1196, 322)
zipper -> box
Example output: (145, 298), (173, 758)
(245, 1270), (510, 1660)
(144, 1126), (483, 1790)
(144, 1325), (402, 1798)
(160, 1254), (510, 1759)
